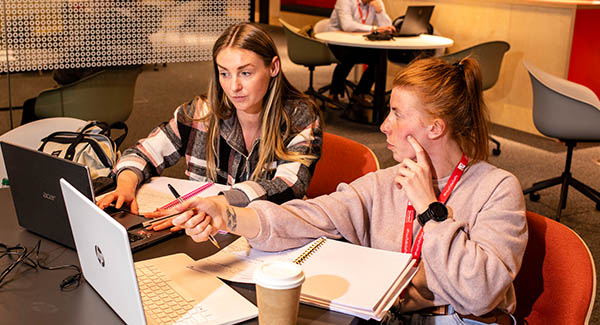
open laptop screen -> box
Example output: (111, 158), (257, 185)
(395, 5), (434, 37)
(2, 141), (180, 251)
(1, 141), (94, 249)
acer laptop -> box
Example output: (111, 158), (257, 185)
(0, 141), (176, 251)
(394, 5), (434, 37)
(60, 178), (258, 325)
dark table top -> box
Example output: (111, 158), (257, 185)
(0, 188), (358, 324)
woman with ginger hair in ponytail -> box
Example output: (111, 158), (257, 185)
(97, 23), (322, 232)
(169, 57), (526, 324)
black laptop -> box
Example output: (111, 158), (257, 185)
(393, 5), (435, 37)
(0, 141), (178, 251)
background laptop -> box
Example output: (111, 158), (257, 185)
(60, 179), (258, 325)
(0, 141), (176, 251)
(394, 5), (435, 37)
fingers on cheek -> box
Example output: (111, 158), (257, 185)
(394, 177), (404, 189)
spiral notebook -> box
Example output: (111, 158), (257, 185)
(191, 237), (416, 320)
(290, 237), (415, 320)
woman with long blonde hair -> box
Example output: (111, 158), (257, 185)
(98, 23), (321, 231)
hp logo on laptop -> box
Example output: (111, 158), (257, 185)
(94, 245), (105, 267)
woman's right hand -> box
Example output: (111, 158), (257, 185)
(96, 170), (140, 215)
(144, 195), (229, 232)
(173, 195), (260, 243)
(171, 196), (228, 242)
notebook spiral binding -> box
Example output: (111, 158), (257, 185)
(293, 237), (327, 265)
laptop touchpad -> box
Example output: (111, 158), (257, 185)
(111, 211), (147, 230)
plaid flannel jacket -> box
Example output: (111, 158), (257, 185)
(116, 97), (322, 206)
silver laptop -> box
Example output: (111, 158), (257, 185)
(1, 141), (176, 251)
(60, 178), (258, 325)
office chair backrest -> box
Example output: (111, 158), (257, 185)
(34, 66), (142, 125)
(523, 61), (600, 141)
(306, 132), (379, 198)
(514, 211), (596, 324)
(279, 18), (339, 68)
(441, 41), (510, 90)
(313, 18), (330, 34)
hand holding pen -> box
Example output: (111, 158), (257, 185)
(142, 184), (192, 232)
(167, 184), (220, 249)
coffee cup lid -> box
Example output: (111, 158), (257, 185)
(253, 261), (305, 290)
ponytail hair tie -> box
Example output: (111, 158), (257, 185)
(453, 60), (464, 72)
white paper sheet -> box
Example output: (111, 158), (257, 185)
(135, 177), (230, 213)
(189, 237), (304, 283)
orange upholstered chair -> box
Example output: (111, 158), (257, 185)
(513, 211), (596, 324)
(306, 132), (379, 198)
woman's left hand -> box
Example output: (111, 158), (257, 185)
(394, 136), (437, 214)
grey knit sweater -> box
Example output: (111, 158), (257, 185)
(248, 161), (527, 316)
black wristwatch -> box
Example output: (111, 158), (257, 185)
(417, 202), (448, 226)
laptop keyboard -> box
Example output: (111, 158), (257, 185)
(136, 264), (215, 324)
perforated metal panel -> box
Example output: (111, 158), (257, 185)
(1, 0), (250, 72)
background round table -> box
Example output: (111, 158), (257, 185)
(315, 32), (454, 124)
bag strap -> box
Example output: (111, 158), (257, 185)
(80, 121), (111, 136)
(38, 120), (123, 162)
(63, 121), (107, 160)
(38, 131), (82, 153)
(65, 128), (90, 161)
(71, 137), (114, 167)
(109, 121), (128, 148)
(39, 131), (114, 167)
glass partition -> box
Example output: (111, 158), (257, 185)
(1, 0), (250, 130)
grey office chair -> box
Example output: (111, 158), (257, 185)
(522, 61), (600, 220)
(34, 66), (142, 125)
(440, 41), (510, 156)
(313, 18), (330, 34)
(279, 18), (346, 110)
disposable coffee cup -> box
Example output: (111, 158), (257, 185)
(253, 261), (305, 325)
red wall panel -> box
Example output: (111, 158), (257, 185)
(568, 9), (600, 97)
(281, 0), (336, 9)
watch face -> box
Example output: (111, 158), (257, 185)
(430, 202), (448, 221)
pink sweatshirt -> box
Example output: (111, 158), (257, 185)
(248, 161), (527, 316)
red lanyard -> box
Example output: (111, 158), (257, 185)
(357, 0), (369, 24)
(401, 153), (468, 260)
